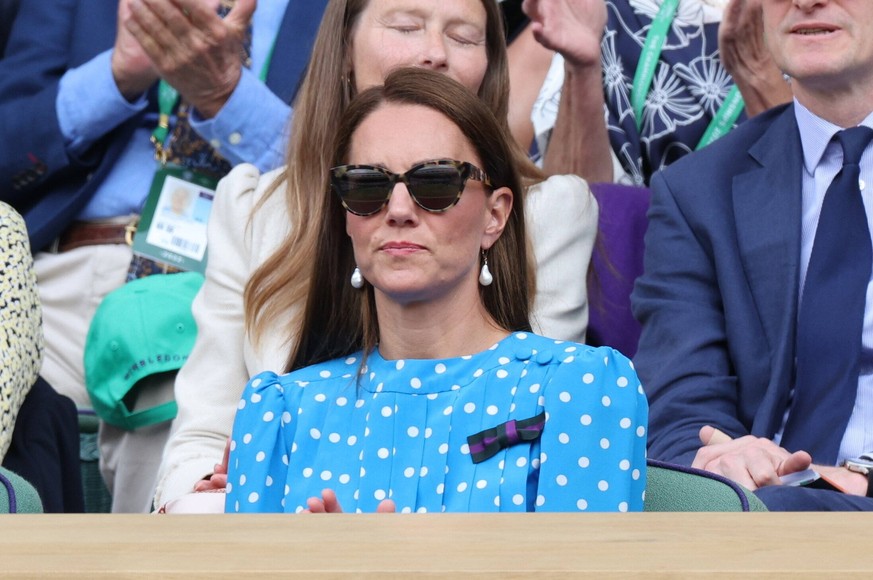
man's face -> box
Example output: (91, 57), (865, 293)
(763, 0), (873, 95)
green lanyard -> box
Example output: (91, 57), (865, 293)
(630, 0), (745, 149)
(150, 42), (275, 164)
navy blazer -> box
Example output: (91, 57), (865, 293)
(632, 104), (806, 465)
(0, 0), (328, 252)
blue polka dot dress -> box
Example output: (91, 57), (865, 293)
(226, 332), (648, 513)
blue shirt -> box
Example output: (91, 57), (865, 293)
(226, 333), (648, 513)
(790, 101), (873, 462)
(56, 0), (291, 220)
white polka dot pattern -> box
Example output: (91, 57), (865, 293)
(226, 333), (647, 513)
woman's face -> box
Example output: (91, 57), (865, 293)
(349, 0), (489, 94)
(344, 102), (511, 307)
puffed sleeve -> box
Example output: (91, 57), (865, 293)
(535, 346), (647, 512)
(225, 371), (296, 513)
(526, 174), (597, 344)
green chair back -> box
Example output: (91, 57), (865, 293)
(0, 466), (43, 513)
(644, 459), (768, 512)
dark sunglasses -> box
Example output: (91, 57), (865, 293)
(330, 158), (492, 216)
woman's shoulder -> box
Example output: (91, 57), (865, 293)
(521, 335), (644, 415)
(514, 333), (613, 357)
(216, 164), (287, 213)
(210, 164), (292, 262)
(518, 334), (636, 377)
(527, 173), (592, 198)
(525, 174), (597, 221)
(249, 354), (364, 389)
(0, 201), (26, 237)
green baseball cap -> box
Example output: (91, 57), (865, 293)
(84, 272), (203, 431)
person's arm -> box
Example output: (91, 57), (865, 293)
(124, 0), (291, 171)
(153, 164), (267, 508)
(188, 68), (292, 172)
(535, 346), (647, 512)
(523, 0), (614, 183)
(0, 0), (164, 204)
(692, 426), (812, 490)
(542, 60), (613, 183)
(56, 51), (150, 158)
(631, 170), (751, 465)
(506, 25), (555, 155)
(0, 0), (103, 201)
(695, 426), (869, 494)
(718, 0), (792, 117)
(122, 0), (254, 120)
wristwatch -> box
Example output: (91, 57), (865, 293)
(842, 456), (873, 498)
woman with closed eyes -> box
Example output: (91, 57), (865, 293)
(156, 0), (599, 510)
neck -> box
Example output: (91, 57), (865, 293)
(374, 285), (508, 360)
(794, 83), (873, 128)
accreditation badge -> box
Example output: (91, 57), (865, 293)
(130, 165), (217, 274)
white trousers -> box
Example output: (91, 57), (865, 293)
(34, 245), (172, 513)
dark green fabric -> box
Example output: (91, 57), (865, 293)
(0, 466), (43, 513)
(645, 464), (768, 512)
(79, 429), (111, 513)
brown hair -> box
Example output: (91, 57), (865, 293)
(288, 67), (532, 371)
(244, 0), (540, 351)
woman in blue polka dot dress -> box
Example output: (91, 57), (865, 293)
(225, 68), (648, 514)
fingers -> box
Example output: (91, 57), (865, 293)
(521, 0), (607, 68)
(303, 491), (397, 514)
(193, 472), (227, 492)
(226, 0), (257, 33)
(305, 496), (327, 513)
(173, 0), (222, 24)
(692, 425), (733, 468)
(722, 0), (743, 27)
(693, 428), (804, 490)
(521, 0), (540, 20)
(377, 499), (397, 513)
(128, 0), (230, 67)
(777, 450), (813, 477)
(209, 473), (228, 488)
(216, 438), (231, 475)
(303, 490), (343, 513)
(698, 425), (721, 446)
(320, 489), (343, 513)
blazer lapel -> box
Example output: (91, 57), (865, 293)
(732, 105), (803, 436)
(265, 0), (330, 103)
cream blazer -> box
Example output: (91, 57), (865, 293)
(154, 164), (598, 507)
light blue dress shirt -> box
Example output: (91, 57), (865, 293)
(56, 0), (291, 220)
(789, 100), (873, 462)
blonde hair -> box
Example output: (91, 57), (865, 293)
(244, 0), (540, 350)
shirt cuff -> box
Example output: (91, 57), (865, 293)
(56, 50), (148, 153)
(188, 67), (291, 172)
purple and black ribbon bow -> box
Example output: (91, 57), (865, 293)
(467, 411), (546, 464)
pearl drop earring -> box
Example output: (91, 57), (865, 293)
(479, 251), (493, 286)
(350, 267), (364, 289)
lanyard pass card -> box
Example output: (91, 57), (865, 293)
(133, 81), (217, 274)
(131, 165), (216, 275)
